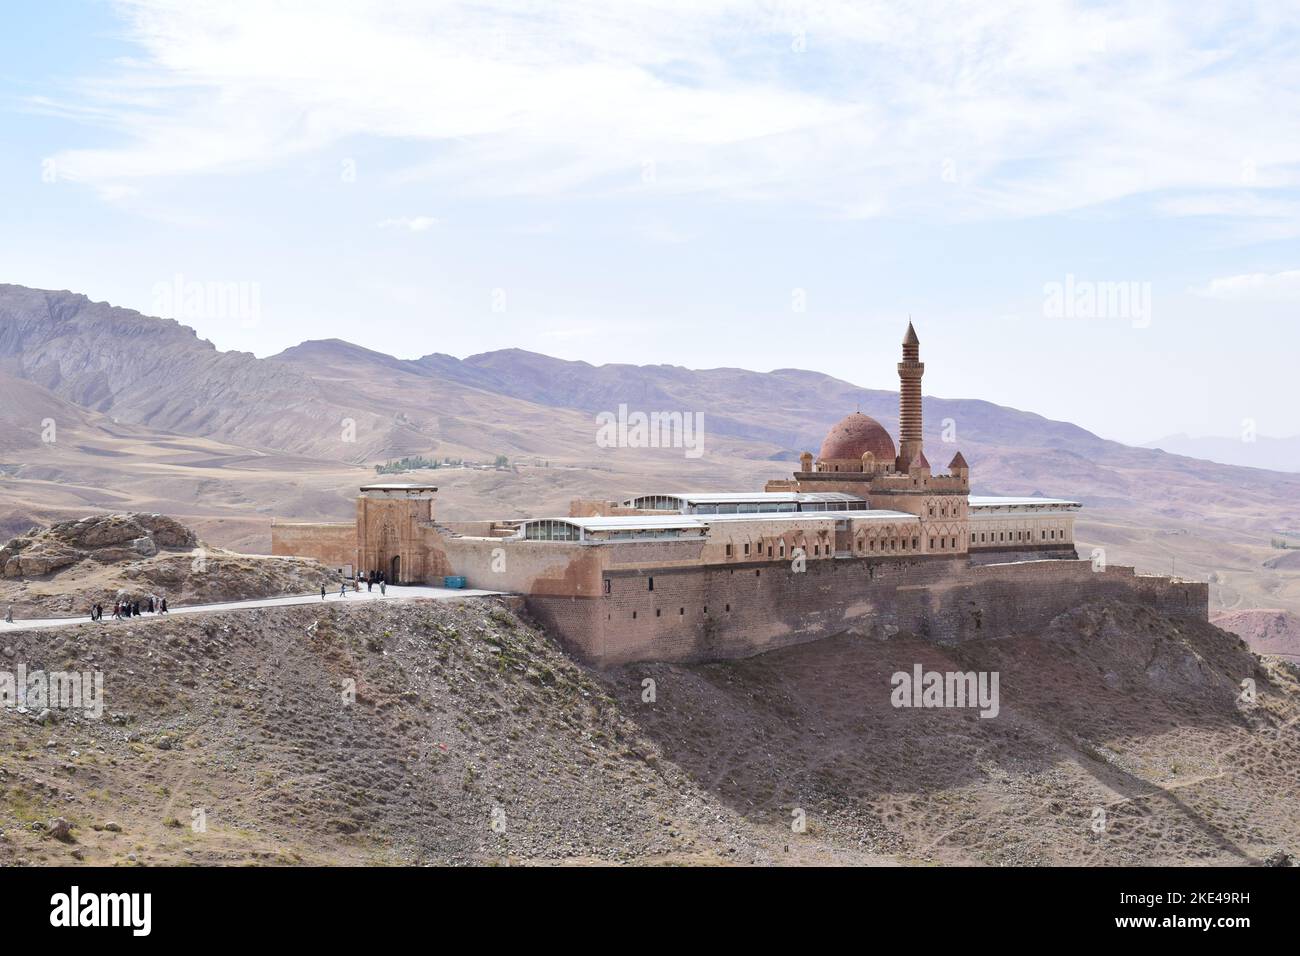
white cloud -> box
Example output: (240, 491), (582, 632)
(378, 216), (440, 232)
(33, 0), (1300, 221)
(1191, 269), (1300, 301)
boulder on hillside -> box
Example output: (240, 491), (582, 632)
(0, 512), (200, 579)
(47, 513), (197, 551)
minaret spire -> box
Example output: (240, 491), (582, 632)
(896, 319), (925, 470)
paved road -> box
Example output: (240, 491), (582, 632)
(0, 583), (505, 633)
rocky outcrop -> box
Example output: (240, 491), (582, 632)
(0, 510), (338, 615)
(0, 513), (198, 578)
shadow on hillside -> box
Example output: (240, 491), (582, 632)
(601, 602), (1289, 863)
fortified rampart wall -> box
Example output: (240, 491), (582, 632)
(530, 554), (1208, 667)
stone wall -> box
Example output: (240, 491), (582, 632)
(439, 533), (604, 596)
(968, 545), (1079, 565)
(535, 553), (1208, 667)
(270, 522), (356, 571)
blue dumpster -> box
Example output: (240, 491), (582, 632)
(443, 575), (467, 589)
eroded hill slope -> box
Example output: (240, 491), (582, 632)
(0, 598), (1295, 866)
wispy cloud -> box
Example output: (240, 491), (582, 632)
(32, 0), (1300, 222)
(1191, 269), (1300, 301)
(378, 215), (440, 232)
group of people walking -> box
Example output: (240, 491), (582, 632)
(90, 594), (168, 621)
(320, 569), (388, 600)
(1, 595), (169, 627)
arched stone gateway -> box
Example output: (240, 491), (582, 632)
(353, 483), (449, 584)
(378, 519), (399, 581)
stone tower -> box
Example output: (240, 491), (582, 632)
(896, 320), (924, 471)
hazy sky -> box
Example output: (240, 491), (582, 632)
(2, 0), (1298, 445)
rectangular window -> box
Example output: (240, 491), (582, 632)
(725, 544), (732, 557)
(604, 579), (611, 594)
(648, 576), (654, 591)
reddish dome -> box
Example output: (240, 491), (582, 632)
(818, 412), (896, 462)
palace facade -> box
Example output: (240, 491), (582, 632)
(273, 323), (1205, 665)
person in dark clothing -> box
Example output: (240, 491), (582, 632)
(160, 598), (168, 613)
(320, 584), (327, 600)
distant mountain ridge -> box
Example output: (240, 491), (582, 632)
(1144, 432), (1300, 474)
(2, 283), (1299, 533)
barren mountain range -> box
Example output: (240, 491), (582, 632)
(1145, 432), (1300, 474)
(1, 283), (1297, 639)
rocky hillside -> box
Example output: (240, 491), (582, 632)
(1213, 609), (1300, 662)
(0, 597), (1295, 866)
(614, 600), (1300, 865)
(0, 513), (335, 616)
(1, 513), (197, 576)
(0, 599), (758, 865)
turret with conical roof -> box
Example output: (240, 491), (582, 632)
(948, 450), (969, 483)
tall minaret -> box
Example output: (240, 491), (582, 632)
(896, 320), (925, 470)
